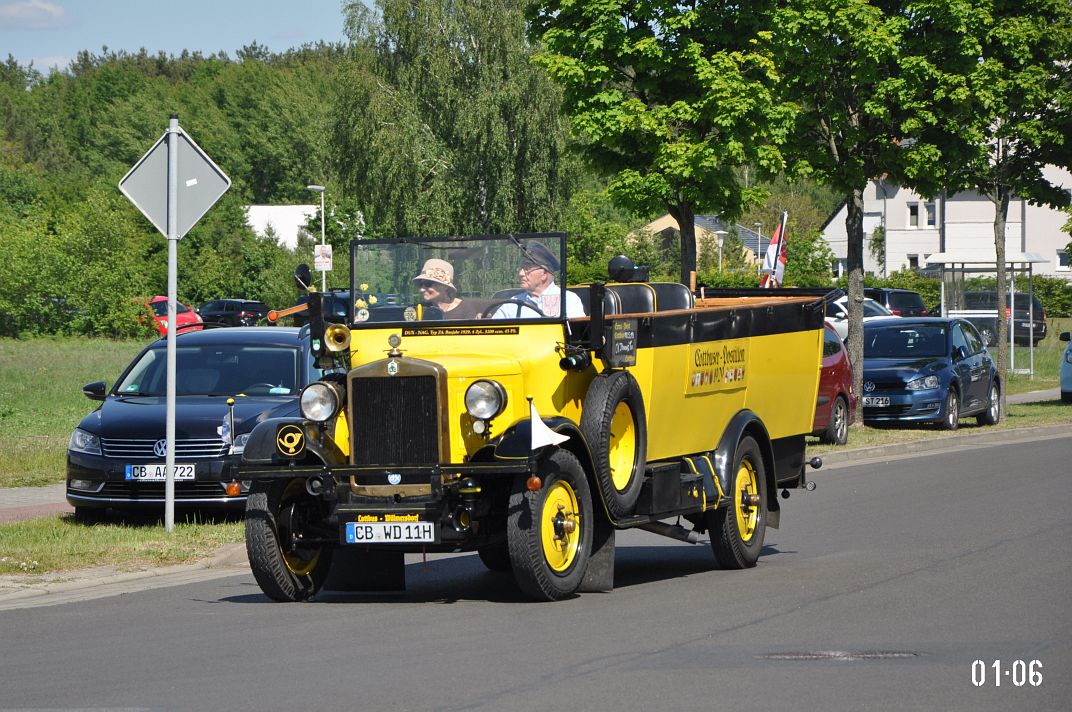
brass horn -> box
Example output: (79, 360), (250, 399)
(324, 323), (352, 352)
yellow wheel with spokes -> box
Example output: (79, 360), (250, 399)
(581, 371), (647, 519)
(706, 435), (767, 569)
(507, 449), (593, 601)
(540, 479), (582, 572)
(608, 402), (637, 491)
(246, 478), (333, 602)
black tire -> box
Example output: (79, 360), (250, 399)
(73, 506), (106, 524)
(477, 544), (512, 572)
(939, 388), (960, 431)
(820, 395), (849, 445)
(507, 449), (593, 601)
(245, 479), (333, 602)
(1062, 391), (1072, 404)
(706, 436), (767, 569)
(976, 381), (1001, 426)
(580, 370), (647, 519)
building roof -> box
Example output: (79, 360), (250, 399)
(924, 250), (1048, 267)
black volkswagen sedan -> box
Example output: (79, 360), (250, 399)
(66, 327), (324, 520)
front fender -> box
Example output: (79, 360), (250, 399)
(241, 417), (347, 466)
(713, 410), (777, 513)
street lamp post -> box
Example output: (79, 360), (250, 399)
(307, 184), (326, 291)
(714, 229), (728, 273)
(754, 222), (763, 275)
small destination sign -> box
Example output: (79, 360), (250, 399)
(605, 318), (638, 367)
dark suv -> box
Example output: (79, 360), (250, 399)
(197, 299), (269, 327)
(960, 291), (1046, 346)
(864, 288), (929, 317)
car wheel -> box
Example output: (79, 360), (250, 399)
(245, 479), (334, 602)
(580, 370), (647, 519)
(705, 436), (767, 569)
(477, 543), (512, 572)
(976, 381), (1001, 425)
(73, 506), (106, 524)
(820, 395), (849, 445)
(507, 449), (593, 601)
(939, 388), (960, 431)
(1061, 391), (1072, 404)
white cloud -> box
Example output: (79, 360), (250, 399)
(29, 54), (69, 71)
(0, 0), (72, 30)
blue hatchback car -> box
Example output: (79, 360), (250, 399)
(861, 317), (1001, 430)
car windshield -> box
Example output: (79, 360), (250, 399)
(864, 325), (948, 359)
(150, 301), (191, 317)
(348, 234), (575, 325)
(115, 344), (301, 396)
(863, 299), (891, 317)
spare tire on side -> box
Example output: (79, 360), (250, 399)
(580, 370), (647, 519)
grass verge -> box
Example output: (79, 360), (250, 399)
(0, 512), (243, 576)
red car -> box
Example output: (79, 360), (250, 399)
(812, 323), (856, 445)
(147, 296), (203, 337)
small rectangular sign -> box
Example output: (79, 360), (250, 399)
(685, 339), (749, 394)
(605, 318), (638, 367)
(401, 326), (519, 337)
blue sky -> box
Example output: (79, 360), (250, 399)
(1, 0), (350, 72)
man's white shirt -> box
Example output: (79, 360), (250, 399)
(492, 283), (585, 319)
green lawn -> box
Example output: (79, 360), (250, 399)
(0, 337), (145, 487)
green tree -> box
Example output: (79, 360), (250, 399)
(907, 0), (1072, 381)
(784, 230), (835, 286)
(869, 224), (886, 274)
(335, 0), (576, 238)
(527, 1), (795, 284)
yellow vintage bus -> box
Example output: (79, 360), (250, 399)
(239, 233), (828, 601)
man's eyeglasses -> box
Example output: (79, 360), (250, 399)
(519, 264), (547, 275)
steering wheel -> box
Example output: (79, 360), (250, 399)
(481, 298), (546, 319)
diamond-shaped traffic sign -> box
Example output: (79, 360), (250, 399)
(119, 127), (230, 239)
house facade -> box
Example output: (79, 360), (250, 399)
(821, 165), (1072, 279)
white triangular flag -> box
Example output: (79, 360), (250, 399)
(530, 401), (569, 450)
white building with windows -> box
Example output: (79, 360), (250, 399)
(820, 165), (1072, 278)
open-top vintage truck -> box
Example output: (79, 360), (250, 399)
(239, 233), (828, 601)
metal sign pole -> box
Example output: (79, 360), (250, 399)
(165, 114), (179, 533)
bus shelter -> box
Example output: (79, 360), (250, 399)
(924, 250), (1047, 375)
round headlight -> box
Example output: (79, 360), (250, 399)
(300, 382), (342, 422)
(465, 380), (506, 420)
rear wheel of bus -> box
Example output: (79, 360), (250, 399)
(707, 436), (767, 569)
(507, 449), (593, 601)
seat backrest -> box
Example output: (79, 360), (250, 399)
(607, 283), (656, 315)
(177, 368), (219, 395)
(650, 282), (694, 311)
(567, 286), (620, 316)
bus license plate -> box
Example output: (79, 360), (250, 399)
(345, 521), (436, 544)
(862, 396), (890, 407)
(125, 463), (196, 481)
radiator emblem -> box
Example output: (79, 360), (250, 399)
(387, 360), (399, 376)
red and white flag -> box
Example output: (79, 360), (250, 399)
(759, 211), (788, 288)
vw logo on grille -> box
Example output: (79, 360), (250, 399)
(864, 381), (876, 393)
(153, 439), (168, 457)
(387, 472), (402, 485)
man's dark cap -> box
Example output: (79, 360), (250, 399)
(521, 241), (560, 272)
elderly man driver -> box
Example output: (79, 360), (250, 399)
(492, 242), (585, 319)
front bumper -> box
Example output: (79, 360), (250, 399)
(861, 390), (945, 424)
(66, 451), (249, 509)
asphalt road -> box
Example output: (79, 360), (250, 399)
(1, 436), (1070, 712)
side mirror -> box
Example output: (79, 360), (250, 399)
(82, 381), (107, 401)
(953, 345), (969, 362)
(1060, 331), (1070, 342)
(294, 264), (313, 292)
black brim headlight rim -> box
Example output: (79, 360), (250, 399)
(68, 428), (102, 456)
(300, 382), (343, 422)
(465, 380), (506, 420)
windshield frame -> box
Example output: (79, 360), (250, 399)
(347, 232), (571, 328)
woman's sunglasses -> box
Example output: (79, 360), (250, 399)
(416, 280), (439, 289)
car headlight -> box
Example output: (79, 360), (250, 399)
(300, 381), (344, 422)
(229, 432), (250, 456)
(465, 380), (506, 420)
(68, 428), (102, 455)
(906, 375), (940, 390)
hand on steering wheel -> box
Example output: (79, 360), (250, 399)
(481, 298), (546, 319)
